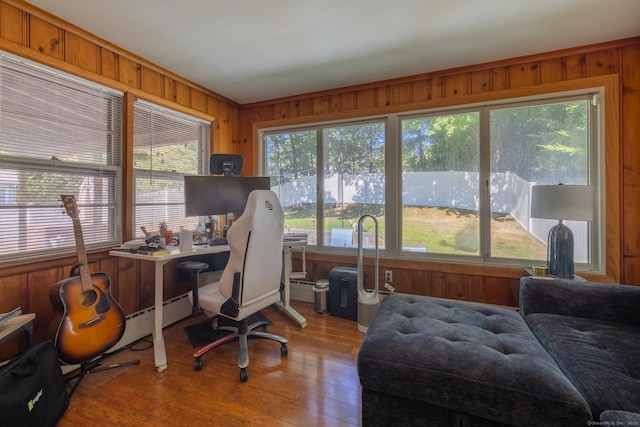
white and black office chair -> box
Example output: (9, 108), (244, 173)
(188, 189), (288, 382)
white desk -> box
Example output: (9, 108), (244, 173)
(110, 245), (229, 372)
(110, 241), (307, 371)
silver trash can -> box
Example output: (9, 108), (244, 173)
(312, 279), (329, 314)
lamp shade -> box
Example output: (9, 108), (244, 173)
(531, 185), (594, 221)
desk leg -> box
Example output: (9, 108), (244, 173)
(25, 320), (33, 347)
(276, 247), (307, 328)
(153, 262), (168, 372)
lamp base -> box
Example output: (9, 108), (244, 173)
(547, 220), (574, 278)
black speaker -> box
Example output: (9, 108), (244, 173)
(210, 153), (243, 176)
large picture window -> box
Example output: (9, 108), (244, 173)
(0, 53), (123, 263)
(263, 91), (601, 272)
(133, 100), (210, 238)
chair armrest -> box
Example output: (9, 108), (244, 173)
(519, 277), (640, 325)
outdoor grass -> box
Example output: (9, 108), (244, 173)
(284, 204), (547, 260)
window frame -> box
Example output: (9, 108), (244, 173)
(260, 88), (605, 274)
(0, 51), (123, 263)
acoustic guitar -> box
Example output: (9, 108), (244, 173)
(50, 195), (126, 365)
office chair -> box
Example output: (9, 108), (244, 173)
(188, 189), (288, 382)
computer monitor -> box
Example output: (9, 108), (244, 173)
(184, 175), (271, 217)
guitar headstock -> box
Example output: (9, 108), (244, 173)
(60, 195), (79, 219)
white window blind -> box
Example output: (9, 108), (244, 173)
(133, 100), (210, 238)
(0, 53), (123, 263)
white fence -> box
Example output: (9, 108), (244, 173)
(271, 171), (590, 260)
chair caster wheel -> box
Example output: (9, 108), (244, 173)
(194, 357), (202, 371)
(281, 344), (288, 356)
(240, 368), (248, 382)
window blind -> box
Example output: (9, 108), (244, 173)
(0, 52), (123, 263)
(133, 99), (210, 238)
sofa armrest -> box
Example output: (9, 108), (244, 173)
(519, 277), (640, 325)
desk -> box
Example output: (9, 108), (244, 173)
(110, 245), (230, 372)
(110, 241), (306, 371)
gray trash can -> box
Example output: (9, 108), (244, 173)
(312, 279), (329, 314)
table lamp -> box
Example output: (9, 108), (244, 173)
(530, 184), (593, 277)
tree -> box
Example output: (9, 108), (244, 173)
(402, 113), (479, 172)
(265, 130), (316, 185)
(490, 101), (588, 184)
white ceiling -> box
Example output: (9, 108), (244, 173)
(26, 0), (640, 104)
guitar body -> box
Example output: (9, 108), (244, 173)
(50, 272), (125, 365)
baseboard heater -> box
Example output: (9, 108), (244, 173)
(116, 293), (192, 348)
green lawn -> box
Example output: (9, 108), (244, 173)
(284, 204), (546, 260)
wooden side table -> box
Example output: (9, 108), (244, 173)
(0, 313), (35, 348)
(524, 269), (586, 281)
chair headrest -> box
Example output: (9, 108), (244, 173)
(243, 190), (283, 219)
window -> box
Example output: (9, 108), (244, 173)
(323, 122), (385, 248)
(488, 97), (593, 265)
(265, 121), (385, 247)
(262, 91), (601, 272)
(401, 111), (480, 254)
(0, 52), (123, 263)
(265, 129), (318, 243)
(133, 100), (210, 238)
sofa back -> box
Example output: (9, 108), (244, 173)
(520, 277), (640, 326)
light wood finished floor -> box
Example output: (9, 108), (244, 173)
(56, 301), (364, 426)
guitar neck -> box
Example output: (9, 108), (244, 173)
(72, 217), (92, 292)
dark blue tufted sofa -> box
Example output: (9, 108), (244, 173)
(357, 277), (640, 426)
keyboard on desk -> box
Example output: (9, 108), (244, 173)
(208, 238), (228, 246)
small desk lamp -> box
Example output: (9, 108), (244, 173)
(531, 184), (593, 277)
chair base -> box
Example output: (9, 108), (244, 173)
(192, 317), (288, 382)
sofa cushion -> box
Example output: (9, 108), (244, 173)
(525, 313), (640, 417)
(600, 410), (640, 424)
(358, 294), (592, 427)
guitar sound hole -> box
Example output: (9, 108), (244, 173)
(82, 289), (98, 306)
(81, 287), (112, 314)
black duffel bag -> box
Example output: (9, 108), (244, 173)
(0, 340), (69, 427)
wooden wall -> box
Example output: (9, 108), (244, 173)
(240, 37), (640, 302)
(0, 0), (638, 359)
(0, 0), (241, 358)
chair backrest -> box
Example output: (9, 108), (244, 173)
(218, 189), (284, 307)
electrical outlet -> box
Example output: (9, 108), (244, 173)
(385, 270), (393, 283)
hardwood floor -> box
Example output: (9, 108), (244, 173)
(56, 301), (364, 426)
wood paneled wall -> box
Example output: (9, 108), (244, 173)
(0, 0), (241, 358)
(0, 0), (638, 358)
(240, 37), (640, 302)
